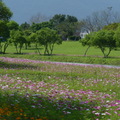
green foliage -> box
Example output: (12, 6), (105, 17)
(68, 35), (80, 41)
(103, 23), (119, 30)
(0, 1), (13, 53)
(19, 22), (30, 31)
(50, 14), (78, 40)
(29, 32), (37, 43)
(0, 1), (13, 21)
(92, 30), (116, 57)
(114, 26), (120, 47)
(30, 21), (53, 32)
(0, 20), (10, 53)
(22, 30), (32, 49)
(81, 30), (117, 57)
(50, 14), (78, 26)
(56, 22), (78, 40)
(80, 32), (94, 46)
(9, 30), (26, 54)
(7, 20), (19, 30)
(50, 14), (66, 26)
(36, 27), (62, 55)
(80, 32), (95, 56)
(0, 20), (9, 38)
(66, 15), (78, 23)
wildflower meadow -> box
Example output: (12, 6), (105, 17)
(0, 57), (120, 120)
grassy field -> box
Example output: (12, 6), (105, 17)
(5, 41), (120, 57)
(0, 41), (120, 120)
(0, 41), (120, 66)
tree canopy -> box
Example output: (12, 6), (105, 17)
(20, 22), (30, 31)
(103, 23), (120, 30)
(81, 8), (120, 32)
(114, 26), (120, 47)
(7, 20), (19, 30)
(9, 30), (26, 54)
(0, 1), (13, 21)
(50, 14), (78, 40)
(0, 20), (10, 53)
(81, 30), (117, 57)
(36, 27), (62, 55)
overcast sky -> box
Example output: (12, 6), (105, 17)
(3, 0), (120, 24)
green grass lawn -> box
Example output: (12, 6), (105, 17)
(4, 41), (120, 57)
(0, 41), (120, 66)
(55, 41), (120, 57)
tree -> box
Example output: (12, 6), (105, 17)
(36, 27), (62, 55)
(23, 30), (32, 49)
(50, 14), (78, 40)
(66, 15), (78, 23)
(0, 1), (13, 21)
(30, 21), (53, 32)
(0, 1), (13, 53)
(81, 8), (120, 32)
(103, 23), (119, 30)
(29, 32), (41, 54)
(0, 20), (10, 53)
(56, 22), (77, 40)
(80, 32), (95, 56)
(19, 22), (30, 31)
(19, 22), (31, 49)
(50, 14), (66, 27)
(81, 30), (117, 57)
(9, 30), (26, 54)
(91, 30), (116, 57)
(29, 13), (50, 24)
(114, 26), (120, 47)
(7, 20), (19, 30)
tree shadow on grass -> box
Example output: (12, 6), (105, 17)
(0, 61), (39, 70)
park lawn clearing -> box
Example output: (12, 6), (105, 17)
(1, 41), (120, 66)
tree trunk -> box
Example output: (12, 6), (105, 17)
(99, 47), (106, 58)
(0, 42), (3, 53)
(49, 43), (54, 55)
(15, 45), (18, 53)
(19, 46), (22, 54)
(3, 42), (9, 54)
(100, 47), (112, 58)
(84, 46), (90, 56)
(44, 44), (49, 55)
(25, 43), (28, 49)
(36, 46), (41, 55)
(105, 47), (112, 58)
(19, 44), (24, 54)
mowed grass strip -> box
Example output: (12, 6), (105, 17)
(5, 41), (120, 57)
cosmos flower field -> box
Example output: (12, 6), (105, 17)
(0, 57), (120, 120)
